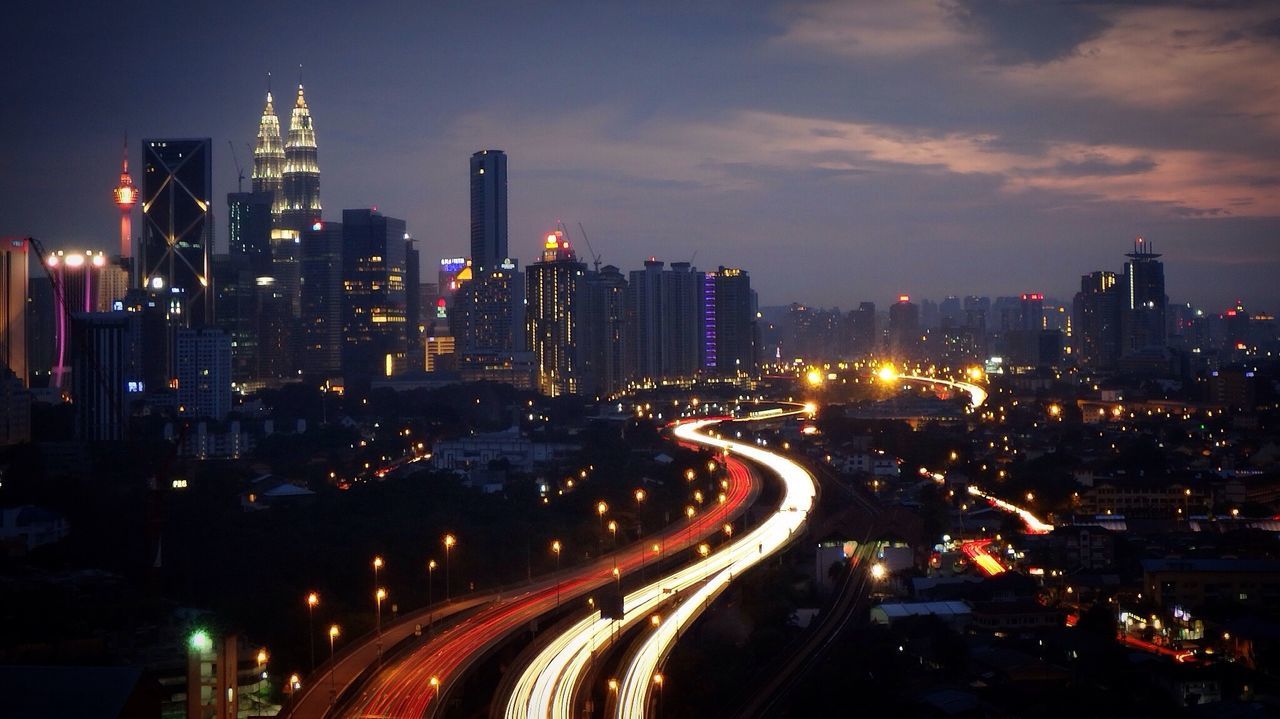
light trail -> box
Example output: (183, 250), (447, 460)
(501, 417), (818, 719)
(958, 538), (1005, 576)
(898, 374), (988, 409)
(966, 485), (1053, 534)
(333, 431), (760, 718)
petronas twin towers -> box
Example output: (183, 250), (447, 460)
(252, 80), (320, 231)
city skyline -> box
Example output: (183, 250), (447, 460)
(3, 1), (1279, 312)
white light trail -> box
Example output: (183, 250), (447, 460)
(502, 418), (817, 719)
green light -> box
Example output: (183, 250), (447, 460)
(190, 630), (212, 651)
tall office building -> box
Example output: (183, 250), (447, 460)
(661, 262), (703, 379)
(625, 259), (664, 382)
(46, 251), (111, 388)
(850, 302), (877, 356)
(1, 238), (27, 385)
(141, 138), (212, 326)
(526, 231), (586, 396)
(583, 265), (627, 397)
(1122, 238), (1167, 354)
(211, 254), (257, 385)
(452, 262), (521, 356)
(1072, 271), (1121, 369)
(252, 88), (286, 223)
(176, 327), (231, 420)
(470, 150), (508, 271)
(405, 237), (422, 369)
(281, 85), (321, 232)
(341, 210), (407, 379)
(888, 294), (920, 359)
(71, 311), (141, 441)
(300, 221), (344, 379)
(707, 267), (756, 376)
(228, 191), (275, 276)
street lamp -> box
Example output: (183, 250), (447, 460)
(634, 488), (646, 536)
(306, 592), (319, 672)
(608, 520), (617, 547)
(551, 540), (562, 607)
(430, 675), (441, 704)
(256, 648), (269, 701)
(327, 625), (340, 703)
(596, 502), (608, 555)
(443, 534), (456, 601)
(375, 588), (388, 658)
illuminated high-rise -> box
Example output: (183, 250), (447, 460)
(341, 209), (407, 380)
(141, 138), (213, 326)
(888, 294), (920, 359)
(470, 150), (508, 271)
(0, 238), (27, 386)
(281, 85), (321, 232)
(1073, 271), (1121, 368)
(252, 87), (286, 224)
(526, 230), (586, 396)
(300, 221), (344, 379)
(1122, 237), (1166, 354)
(46, 251), (111, 388)
(706, 267), (755, 376)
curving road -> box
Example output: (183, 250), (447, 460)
(500, 417), (819, 719)
(328, 447), (760, 718)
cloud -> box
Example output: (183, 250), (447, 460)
(948, 0), (1113, 64)
(774, 0), (969, 57)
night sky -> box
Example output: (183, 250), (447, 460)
(4, 1), (1279, 311)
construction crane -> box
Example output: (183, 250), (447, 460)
(577, 222), (602, 272)
(227, 139), (245, 192)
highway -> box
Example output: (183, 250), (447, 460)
(326, 443), (760, 718)
(500, 417), (818, 719)
(897, 373), (988, 409)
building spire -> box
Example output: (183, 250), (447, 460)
(253, 77), (286, 223)
(281, 70), (320, 231)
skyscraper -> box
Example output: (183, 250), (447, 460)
(626, 259), (664, 382)
(526, 230), (586, 396)
(1072, 271), (1121, 369)
(707, 267), (755, 376)
(851, 302), (877, 356)
(176, 327), (231, 421)
(583, 264), (627, 397)
(281, 85), (321, 232)
(46, 251), (111, 388)
(252, 88), (285, 224)
(227, 191), (275, 276)
(341, 209), (407, 380)
(71, 311), (141, 441)
(888, 294), (920, 359)
(211, 254), (257, 385)
(405, 237), (422, 369)
(1, 238), (27, 386)
(470, 150), (508, 271)
(300, 221), (344, 379)
(141, 138), (212, 326)
(1122, 238), (1167, 354)
(661, 262), (702, 379)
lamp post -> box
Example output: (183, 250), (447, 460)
(552, 540), (562, 607)
(327, 625), (340, 704)
(634, 489), (646, 536)
(443, 534), (456, 601)
(306, 592), (319, 672)
(596, 502), (608, 555)
(608, 520), (617, 549)
(375, 588), (387, 660)
(256, 648), (268, 704)
(653, 673), (664, 718)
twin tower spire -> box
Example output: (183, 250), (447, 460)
(252, 74), (320, 231)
